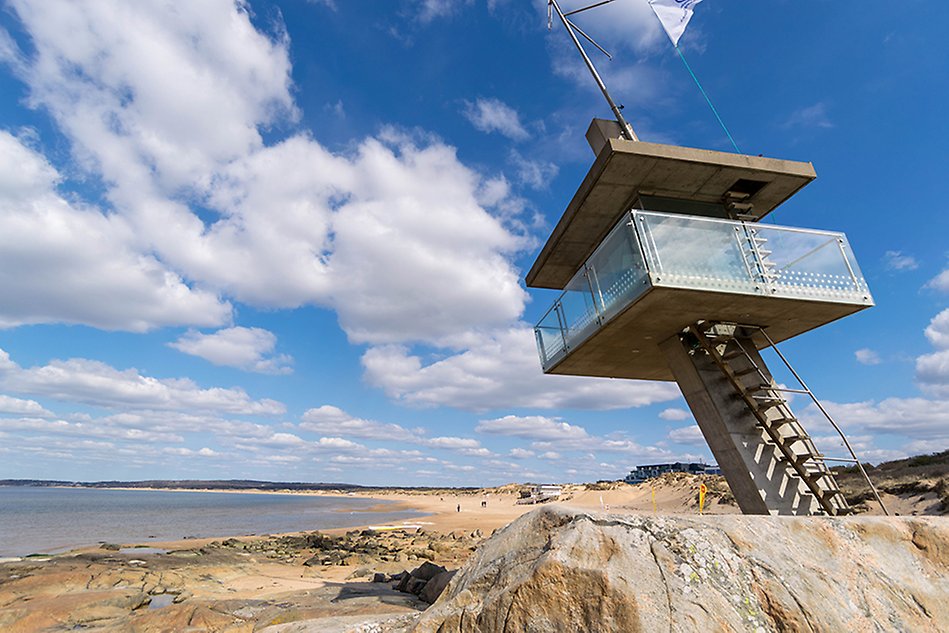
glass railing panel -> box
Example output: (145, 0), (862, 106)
(559, 272), (600, 345)
(534, 210), (872, 370)
(839, 237), (871, 296)
(586, 215), (649, 320)
(535, 324), (565, 366)
(534, 300), (566, 366)
(748, 226), (870, 301)
(634, 212), (761, 294)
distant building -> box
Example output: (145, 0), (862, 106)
(625, 462), (719, 484)
(533, 484), (562, 500)
(517, 484), (562, 504)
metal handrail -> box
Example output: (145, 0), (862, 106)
(633, 210), (852, 238)
(752, 325), (890, 515)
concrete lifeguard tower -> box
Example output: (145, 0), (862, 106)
(527, 120), (873, 515)
(529, 122), (877, 515)
(532, 0), (885, 516)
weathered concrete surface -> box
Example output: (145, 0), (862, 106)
(414, 507), (949, 632)
(540, 287), (866, 382)
(526, 138), (816, 290)
(661, 334), (828, 516)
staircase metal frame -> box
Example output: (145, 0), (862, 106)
(753, 324), (889, 516)
(691, 321), (889, 515)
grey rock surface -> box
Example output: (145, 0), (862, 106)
(414, 507), (949, 632)
(418, 570), (455, 605)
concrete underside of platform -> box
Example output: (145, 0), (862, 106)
(543, 286), (868, 381)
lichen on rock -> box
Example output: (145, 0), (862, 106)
(414, 507), (949, 632)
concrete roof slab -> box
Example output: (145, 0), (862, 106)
(526, 139), (817, 289)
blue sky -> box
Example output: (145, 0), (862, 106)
(0, 0), (946, 486)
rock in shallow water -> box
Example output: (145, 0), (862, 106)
(414, 507), (949, 632)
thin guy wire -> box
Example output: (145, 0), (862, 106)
(675, 45), (741, 154)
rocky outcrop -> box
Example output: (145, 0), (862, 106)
(388, 562), (457, 605)
(213, 528), (478, 568)
(414, 507), (949, 632)
(0, 528), (478, 633)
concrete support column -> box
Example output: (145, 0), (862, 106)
(659, 333), (819, 516)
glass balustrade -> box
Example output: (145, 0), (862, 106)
(534, 210), (872, 369)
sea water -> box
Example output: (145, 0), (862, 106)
(0, 486), (422, 557)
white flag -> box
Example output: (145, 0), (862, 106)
(648, 0), (704, 47)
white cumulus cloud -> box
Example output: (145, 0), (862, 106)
(924, 309), (949, 349)
(883, 250), (919, 271)
(170, 327), (292, 375)
(927, 269), (949, 293)
(424, 436), (482, 449)
(416, 0), (474, 23)
(803, 398), (949, 442)
(0, 394), (52, 417)
(2, 2), (531, 348)
(0, 131), (231, 332)
(667, 424), (704, 445)
(476, 415), (589, 441)
(659, 407), (690, 421)
(916, 353), (949, 398)
(362, 326), (680, 411)
(855, 348), (882, 366)
(916, 308), (949, 397)
(0, 347), (284, 415)
(299, 405), (419, 441)
(463, 98), (530, 140)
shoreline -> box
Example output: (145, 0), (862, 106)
(13, 478), (729, 559)
(4, 484), (554, 560)
(3, 475), (935, 632)
(0, 486), (438, 560)
(2, 473), (921, 561)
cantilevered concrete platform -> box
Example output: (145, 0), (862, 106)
(533, 209), (873, 381)
(526, 137), (817, 290)
(543, 286), (868, 381)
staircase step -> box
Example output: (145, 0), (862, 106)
(802, 469), (834, 485)
(722, 349), (747, 361)
(734, 365), (761, 377)
(815, 490), (844, 504)
(791, 453), (819, 468)
(751, 396), (786, 409)
(761, 417), (795, 430)
(775, 434), (807, 444)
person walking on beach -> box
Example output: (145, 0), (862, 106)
(456, 504), (461, 512)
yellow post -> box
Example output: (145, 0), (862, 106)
(699, 482), (707, 515)
(651, 484), (657, 514)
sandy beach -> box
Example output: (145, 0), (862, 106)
(1, 473), (940, 632)
(0, 477), (734, 632)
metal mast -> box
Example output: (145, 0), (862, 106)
(548, 0), (639, 141)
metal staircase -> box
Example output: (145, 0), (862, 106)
(688, 321), (854, 515)
(737, 224), (779, 288)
